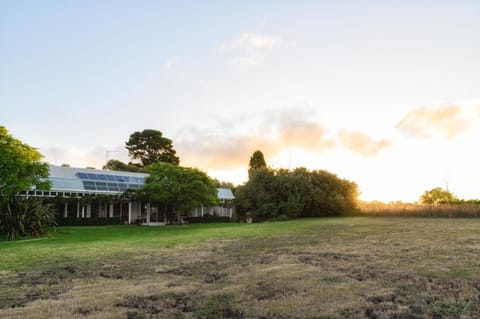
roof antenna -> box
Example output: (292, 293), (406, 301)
(288, 150), (292, 170)
(105, 150), (121, 168)
(444, 170), (449, 192)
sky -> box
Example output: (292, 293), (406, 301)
(1, 1), (480, 202)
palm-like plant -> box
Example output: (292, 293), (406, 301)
(0, 197), (55, 240)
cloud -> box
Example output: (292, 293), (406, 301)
(275, 109), (335, 150)
(176, 108), (335, 170)
(339, 130), (392, 157)
(219, 32), (281, 52)
(177, 134), (278, 170)
(396, 105), (471, 139)
(219, 32), (281, 68)
(40, 145), (129, 169)
(163, 56), (177, 70)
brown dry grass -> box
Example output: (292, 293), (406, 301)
(1, 217), (480, 318)
(359, 202), (480, 217)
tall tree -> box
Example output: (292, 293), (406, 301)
(125, 129), (180, 167)
(0, 126), (50, 201)
(142, 163), (218, 222)
(248, 150), (267, 176)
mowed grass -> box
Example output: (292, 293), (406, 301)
(1, 217), (480, 319)
(0, 219), (327, 271)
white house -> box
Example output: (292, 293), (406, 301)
(21, 165), (235, 225)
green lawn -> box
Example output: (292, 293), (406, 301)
(0, 218), (343, 271)
(1, 217), (480, 319)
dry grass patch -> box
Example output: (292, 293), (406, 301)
(1, 218), (480, 318)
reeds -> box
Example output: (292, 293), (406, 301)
(359, 202), (480, 217)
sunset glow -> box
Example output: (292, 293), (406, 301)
(2, 2), (479, 203)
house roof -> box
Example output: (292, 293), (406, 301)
(217, 187), (235, 200)
(47, 165), (234, 199)
(49, 165), (147, 194)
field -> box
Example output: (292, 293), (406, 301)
(1, 217), (480, 319)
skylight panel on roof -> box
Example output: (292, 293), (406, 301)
(77, 172), (88, 179)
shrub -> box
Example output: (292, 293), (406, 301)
(0, 197), (56, 240)
(56, 217), (124, 226)
(184, 216), (231, 224)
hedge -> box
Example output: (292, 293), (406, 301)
(56, 217), (125, 226)
(184, 216), (232, 224)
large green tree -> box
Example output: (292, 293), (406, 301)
(0, 126), (50, 200)
(419, 187), (457, 205)
(236, 166), (359, 221)
(142, 163), (218, 222)
(0, 127), (54, 240)
(125, 129), (180, 167)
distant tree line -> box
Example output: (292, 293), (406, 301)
(235, 151), (359, 221)
(419, 187), (480, 205)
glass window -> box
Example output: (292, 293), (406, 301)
(118, 183), (128, 191)
(86, 173), (97, 180)
(106, 175), (115, 181)
(96, 174), (107, 181)
(83, 181), (96, 190)
(107, 182), (120, 192)
(77, 172), (88, 179)
(130, 177), (139, 183)
(95, 182), (107, 190)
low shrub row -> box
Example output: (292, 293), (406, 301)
(56, 217), (125, 226)
(184, 216), (232, 223)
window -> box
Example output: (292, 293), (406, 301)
(83, 181), (96, 190)
(115, 175), (127, 182)
(107, 182), (120, 192)
(77, 172), (88, 179)
(96, 182), (107, 191)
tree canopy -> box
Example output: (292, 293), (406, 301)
(248, 150), (267, 176)
(0, 126), (50, 201)
(142, 163), (218, 221)
(236, 166), (359, 221)
(126, 129), (180, 167)
(103, 159), (141, 172)
(419, 187), (457, 205)
(0, 127), (54, 240)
